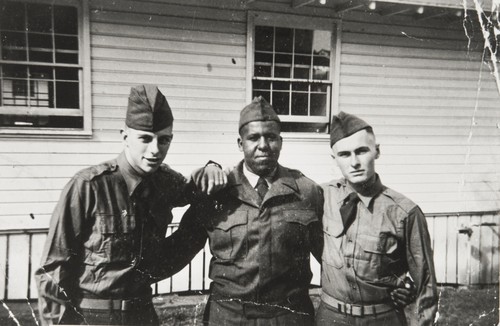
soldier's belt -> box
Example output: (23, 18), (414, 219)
(321, 292), (394, 317)
(78, 297), (153, 311)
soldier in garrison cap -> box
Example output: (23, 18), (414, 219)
(169, 96), (322, 325)
(35, 85), (227, 326)
(316, 111), (438, 326)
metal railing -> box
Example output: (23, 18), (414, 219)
(0, 211), (498, 301)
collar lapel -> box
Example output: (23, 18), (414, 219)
(226, 161), (260, 208)
(264, 165), (299, 202)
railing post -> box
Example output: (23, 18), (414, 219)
(5, 234), (9, 301)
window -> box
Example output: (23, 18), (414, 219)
(0, 0), (91, 135)
(249, 12), (338, 133)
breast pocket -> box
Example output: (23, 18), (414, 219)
(322, 229), (344, 269)
(94, 213), (137, 264)
(209, 211), (248, 261)
(278, 210), (317, 256)
(357, 232), (402, 279)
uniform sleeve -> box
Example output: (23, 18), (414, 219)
(154, 202), (208, 280)
(405, 206), (438, 326)
(309, 185), (324, 263)
(34, 177), (89, 326)
(166, 162), (225, 207)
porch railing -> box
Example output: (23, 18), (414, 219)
(0, 211), (498, 301)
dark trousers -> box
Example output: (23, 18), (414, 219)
(58, 302), (159, 325)
(203, 297), (315, 326)
(315, 301), (407, 326)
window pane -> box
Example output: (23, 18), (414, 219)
(292, 82), (308, 92)
(275, 28), (292, 53)
(312, 30), (331, 56)
(255, 51), (272, 64)
(2, 79), (28, 106)
(2, 31), (26, 47)
(55, 67), (79, 81)
(56, 81), (79, 108)
(294, 55), (311, 66)
(1, 31), (27, 61)
(30, 66), (53, 80)
(255, 26), (273, 52)
(254, 64), (271, 77)
(313, 55), (330, 67)
(313, 66), (329, 80)
(275, 53), (292, 64)
(56, 52), (78, 64)
(291, 93), (308, 116)
(28, 33), (52, 50)
(12, 79), (29, 96)
(54, 5), (78, 35)
(295, 29), (313, 54)
(2, 64), (27, 78)
(27, 4), (52, 32)
(1, 2), (25, 31)
(273, 81), (289, 91)
(55, 35), (78, 50)
(30, 80), (53, 107)
(310, 93), (327, 116)
(273, 91), (289, 115)
(311, 84), (328, 93)
(253, 80), (271, 91)
(293, 68), (309, 79)
(29, 50), (53, 62)
(274, 66), (290, 78)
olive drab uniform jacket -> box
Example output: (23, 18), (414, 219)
(321, 175), (438, 325)
(182, 160), (324, 315)
(35, 152), (204, 325)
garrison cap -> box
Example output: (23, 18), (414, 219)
(330, 111), (371, 147)
(125, 84), (173, 132)
(239, 96), (280, 131)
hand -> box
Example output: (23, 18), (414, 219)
(194, 165), (228, 195)
(390, 287), (416, 308)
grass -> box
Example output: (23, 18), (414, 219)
(1, 286), (497, 325)
(433, 286), (498, 326)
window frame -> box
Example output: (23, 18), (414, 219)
(246, 11), (341, 136)
(0, 0), (91, 138)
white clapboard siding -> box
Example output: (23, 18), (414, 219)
(1, 1), (499, 226)
(334, 9), (500, 213)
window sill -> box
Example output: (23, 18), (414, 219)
(281, 132), (330, 142)
(0, 128), (92, 139)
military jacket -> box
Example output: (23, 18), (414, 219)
(321, 175), (438, 325)
(188, 161), (324, 311)
(35, 152), (198, 325)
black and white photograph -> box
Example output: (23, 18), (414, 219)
(0, 0), (498, 325)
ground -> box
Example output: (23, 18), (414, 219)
(1, 286), (497, 325)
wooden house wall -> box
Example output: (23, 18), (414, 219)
(0, 0), (498, 230)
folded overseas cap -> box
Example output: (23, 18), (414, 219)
(330, 111), (371, 147)
(239, 96), (280, 131)
(126, 84), (173, 132)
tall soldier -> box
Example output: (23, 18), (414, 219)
(35, 85), (226, 325)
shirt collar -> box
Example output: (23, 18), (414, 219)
(337, 174), (385, 208)
(242, 162), (275, 188)
(117, 151), (145, 197)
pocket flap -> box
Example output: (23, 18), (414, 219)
(282, 209), (317, 226)
(97, 213), (135, 234)
(213, 210), (248, 231)
(357, 234), (381, 254)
